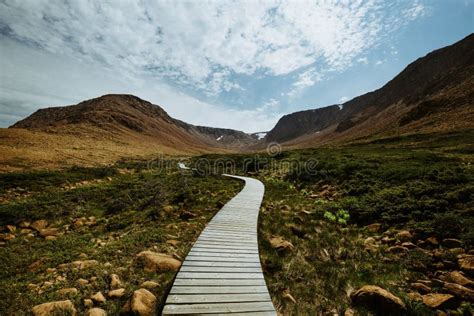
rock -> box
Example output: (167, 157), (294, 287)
(19, 221), (31, 228)
(426, 236), (439, 246)
(131, 288), (157, 316)
(350, 285), (406, 314)
(57, 287), (79, 296)
(163, 205), (174, 213)
(381, 236), (395, 244)
(442, 238), (462, 248)
(386, 246), (409, 254)
(411, 282), (431, 294)
(166, 239), (179, 246)
(395, 230), (413, 242)
(110, 273), (122, 289)
(269, 236), (294, 252)
(344, 308), (355, 316)
(407, 292), (423, 302)
(140, 281), (160, 289)
(78, 253), (88, 259)
(32, 300), (77, 316)
(91, 292), (106, 304)
(108, 288), (126, 298)
(6, 225), (16, 232)
(422, 293), (458, 309)
(366, 223), (382, 233)
(364, 237), (378, 252)
(72, 218), (84, 229)
(58, 260), (99, 270)
(3, 234), (15, 241)
(443, 282), (474, 301)
(77, 278), (89, 286)
(86, 308), (107, 316)
(179, 210), (196, 220)
(401, 242), (418, 249)
(28, 260), (44, 272)
(39, 228), (59, 237)
(20, 228), (33, 234)
(83, 299), (94, 307)
(441, 271), (474, 287)
(137, 250), (181, 272)
(31, 220), (48, 232)
(458, 255), (474, 275)
(45, 236), (57, 241)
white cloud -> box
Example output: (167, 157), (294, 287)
(357, 57), (369, 65)
(0, 0), (426, 95)
(287, 68), (323, 97)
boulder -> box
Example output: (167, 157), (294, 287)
(32, 300), (76, 316)
(137, 251), (181, 272)
(39, 228), (59, 237)
(350, 285), (406, 314)
(269, 236), (294, 252)
(77, 278), (89, 286)
(110, 273), (122, 289)
(441, 271), (474, 287)
(6, 225), (16, 232)
(108, 288), (126, 298)
(458, 255), (474, 275)
(422, 293), (458, 309)
(386, 246), (409, 254)
(91, 292), (106, 304)
(83, 299), (94, 308)
(366, 223), (382, 233)
(57, 287), (79, 296)
(166, 240), (179, 246)
(31, 220), (48, 232)
(131, 288), (157, 316)
(411, 283), (431, 294)
(443, 282), (474, 301)
(86, 308), (107, 316)
(425, 236), (439, 246)
(407, 292), (423, 302)
(179, 210), (196, 220)
(442, 238), (462, 248)
(364, 237), (378, 252)
(58, 260), (99, 270)
(395, 230), (413, 242)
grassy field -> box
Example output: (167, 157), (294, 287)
(0, 130), (473, 315)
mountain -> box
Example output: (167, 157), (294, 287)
(264, 34), (474, 147)
(2, 94), (259, 171)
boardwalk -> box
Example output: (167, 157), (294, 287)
(162, 175), (276, 315)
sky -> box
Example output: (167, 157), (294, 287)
(0, 1), (473, 133)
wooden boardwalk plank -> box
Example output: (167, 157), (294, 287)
(163, 175), (276, 315)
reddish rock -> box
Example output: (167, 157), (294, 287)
(422, 293), (458, 309)
(350, 285), (406, 314)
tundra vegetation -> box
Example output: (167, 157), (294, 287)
(0, 130), (473, 315)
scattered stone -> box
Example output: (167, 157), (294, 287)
(364, 237), (378, 252)
(366, 223), (382, 233)
(458, 255), (474, 274)
(6, 225), (16, 232)
(108, 288), (126, 298)
(381, 236), (395, 244)
(32, 300), (76, 316)
(19, 221), (31, 228)
(137, 250), (181, 272)
(39, 228), (59, 237)
(91, 292), (106, 304)
(31, 220), (48, 232)
(131, 288), (157, 316)
(57, 288), (79, 296)
(395, 230), (413, 242)
(166, 239), (179, 246)
(28, 260), (44, 272)
(426, 236), (439, 246)
(86, 307), (107, 316)
(20, 228), (33, 234)
(3, 234), (15, 241)
(163, 205), (174, 213)
(110, 274), (122, 289)
(411, 282), (431, 294)
(344, 308), (355, 316)
(83, 299), (93, 308)
(386, 246), (409, 254)
(269, 236), (294, 252)
(350, 285), (406, 314)
(407, 292), (423, 302)
(78, 253), (88, 259)
(442, 238), (462, 249)
(77, 278), (89, 286)
(179, 210), (196, 220)
(443, 282), (474, 301)
(140, 281), (160, 289)
(58, 260), (99, 270)
(45, 236), (57, 241)
(401, 242), (418, 249)
(441, 271), (474, 287)
(422, 293), (458, 309)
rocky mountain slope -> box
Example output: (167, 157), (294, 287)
(264, 33), (474, 147)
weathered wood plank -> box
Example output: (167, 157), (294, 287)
(170, 285), (269, 294)
(166, 293), (271, 304)
(176, 272), (264, 279)
(172, 278), (267, 286)
(162, 301), (276, 314)
(180, 266), (262, 273)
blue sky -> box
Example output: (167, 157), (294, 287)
(0, 1), (473, 132)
